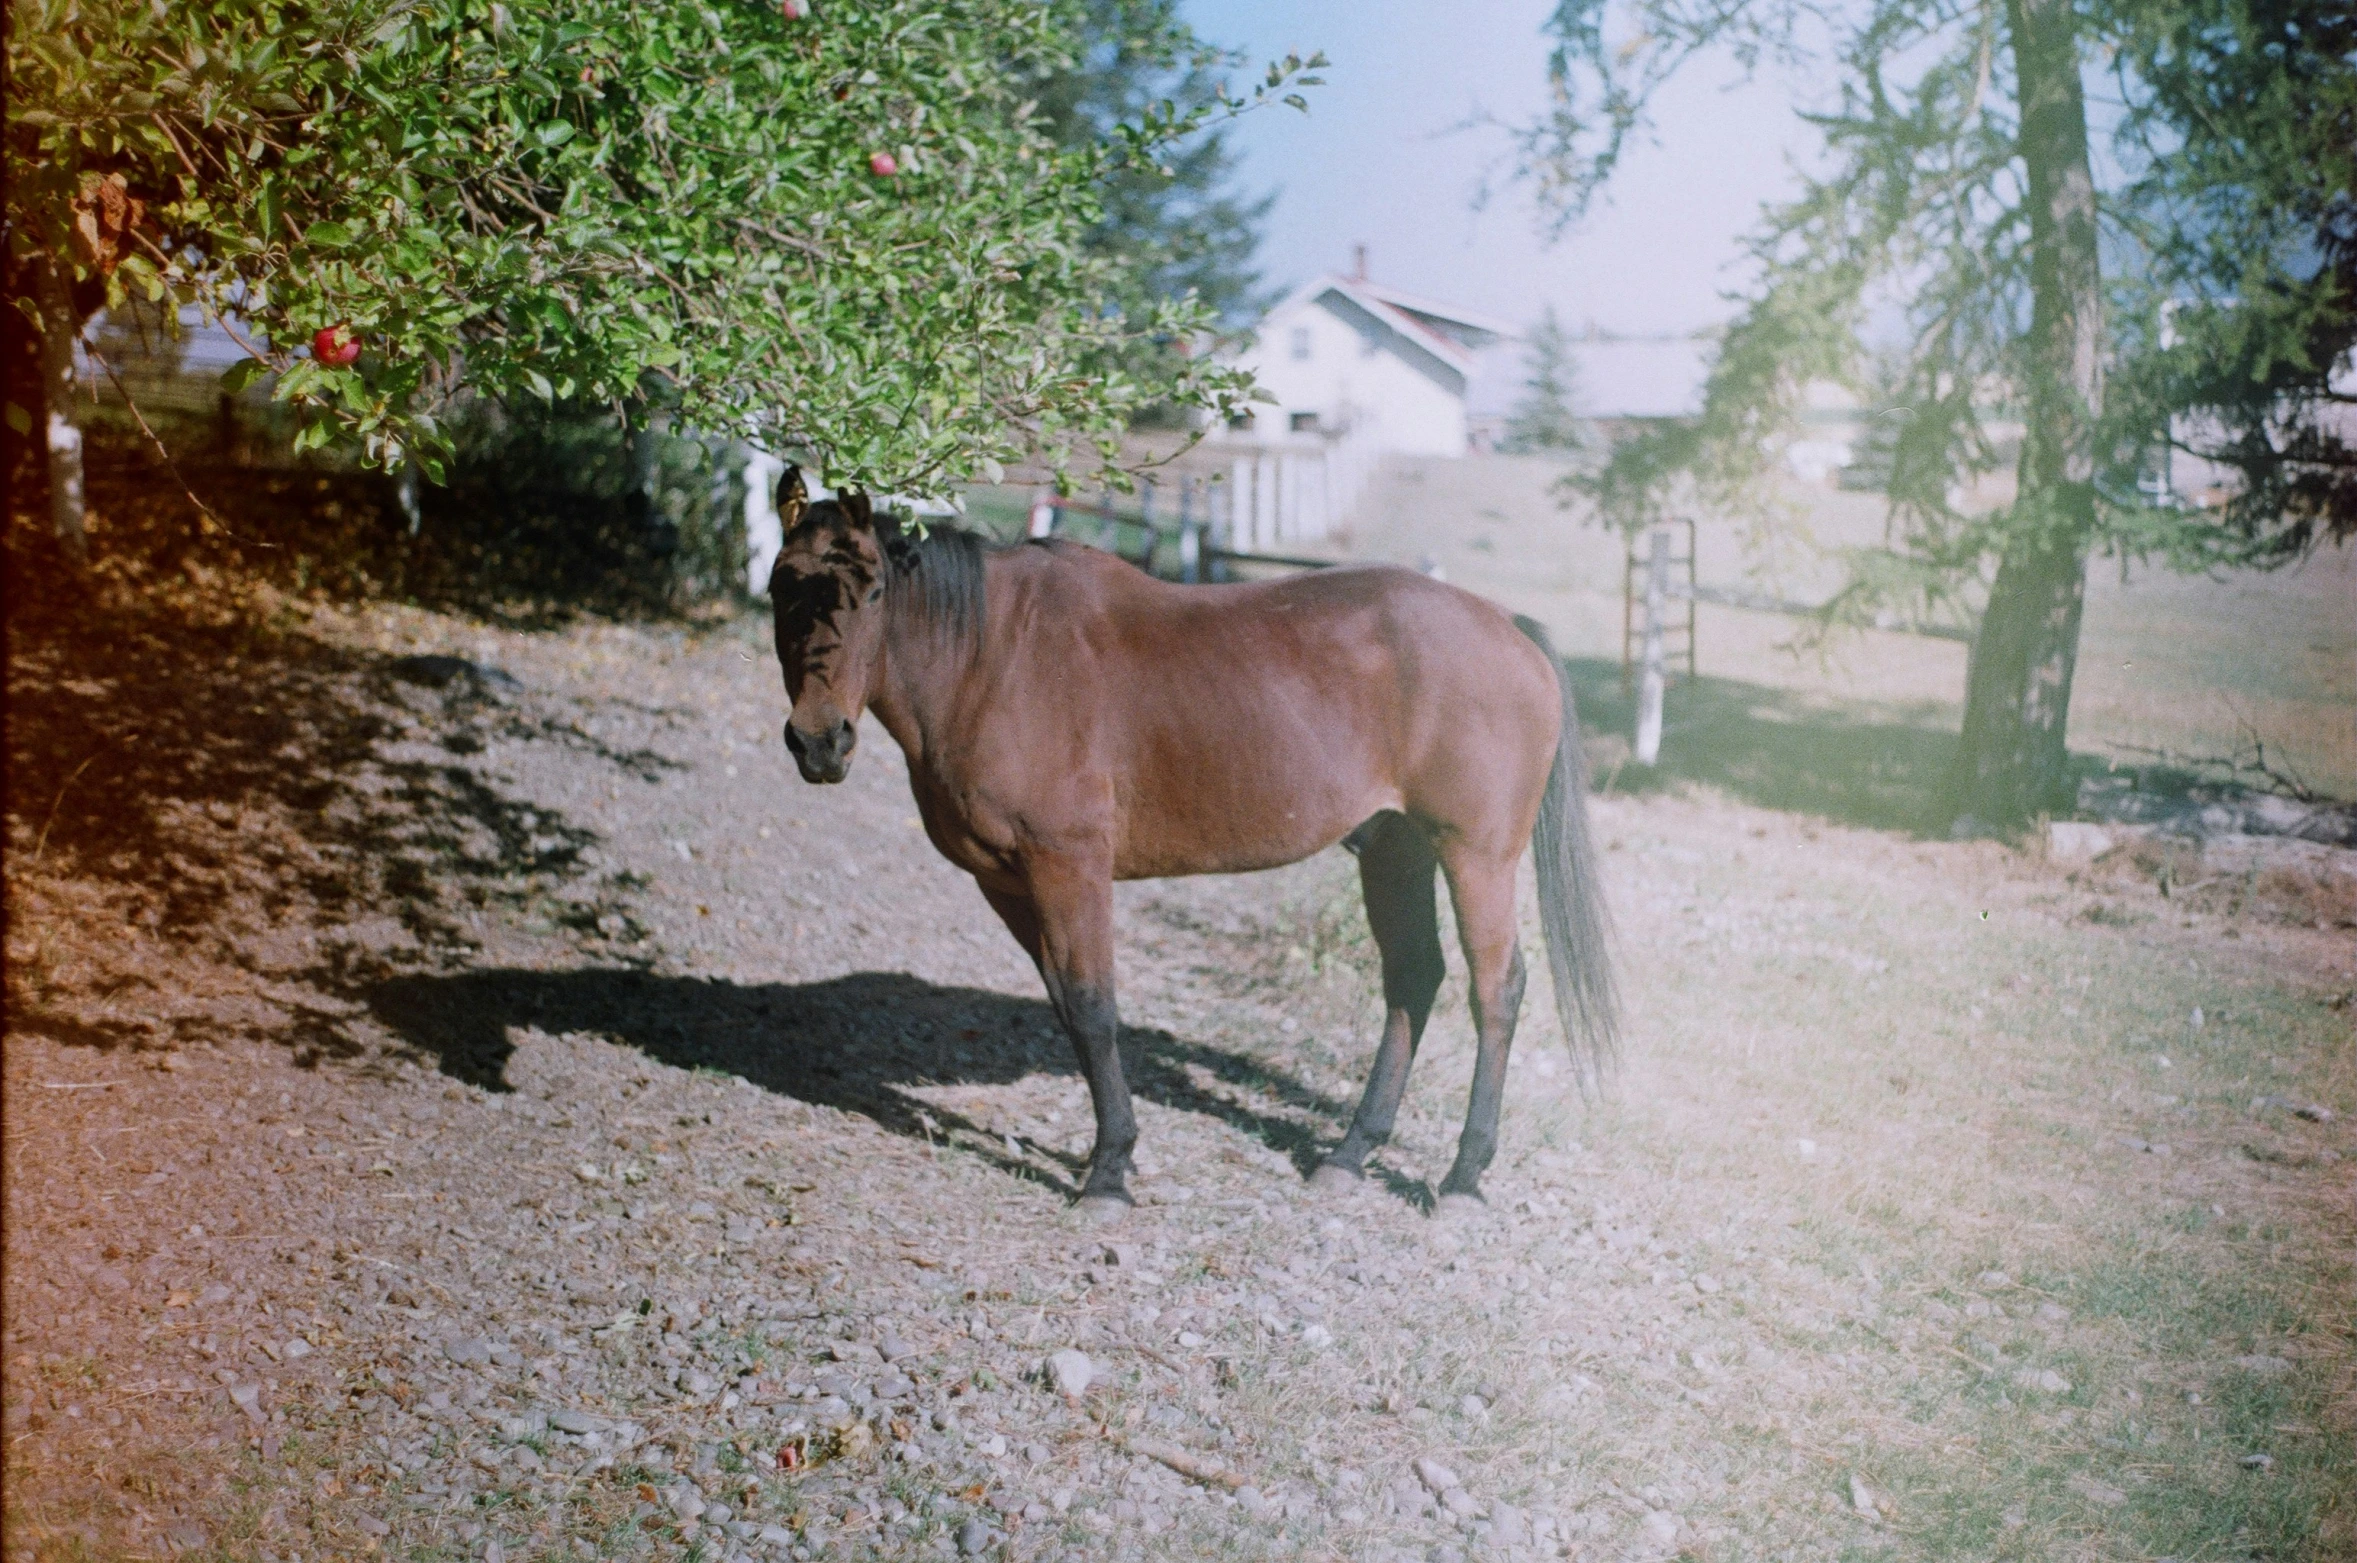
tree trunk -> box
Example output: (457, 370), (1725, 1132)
(1945, 0), (2104, 832)
(32, 261), (91, 565)
(1948, 533), (2087, 827)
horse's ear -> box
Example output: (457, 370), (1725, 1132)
(840, 490), (874, 530)
(778, 463), (808, 528)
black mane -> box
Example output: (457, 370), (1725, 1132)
(875, 511), (990, 651)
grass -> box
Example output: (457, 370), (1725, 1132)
(1345, 453), (2357, 802)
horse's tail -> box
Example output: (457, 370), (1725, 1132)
(1514, 615), (1619, 1097)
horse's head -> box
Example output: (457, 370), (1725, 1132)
(770, 470), (887, 784)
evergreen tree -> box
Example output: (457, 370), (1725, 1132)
(1027, 0), (1294, 423)
(1502, 308), (1587, 456)
(1037, 0), (1276, 327)
(1517, 0), (2356, 829)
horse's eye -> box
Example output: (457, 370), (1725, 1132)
(867, 587), (882, 603)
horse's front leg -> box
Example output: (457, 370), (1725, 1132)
(982, 859), (1136, 1222)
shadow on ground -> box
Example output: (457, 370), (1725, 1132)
(362, 967), (1388, 1205)
(2, 524), (668, 1051)
(1561, 655), (1964, 834)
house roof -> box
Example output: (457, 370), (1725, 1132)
(1262, 273), (1509, 386)
(1351, 280), (1516, 348)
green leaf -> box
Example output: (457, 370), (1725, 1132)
(219, 359), (266, 394)
(2, 402), (30, 437)
(4, 0), (1271, 494)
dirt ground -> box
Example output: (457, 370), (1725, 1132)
(6, 559), (2353, 1563)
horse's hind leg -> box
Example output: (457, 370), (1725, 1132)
(1312, 813), (1444, 1192)
(1435, 847), (1527, 1211)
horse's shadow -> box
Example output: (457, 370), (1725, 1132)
(360, 968), (1427, 1206)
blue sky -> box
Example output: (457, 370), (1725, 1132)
(1182, 1), (1820, 347)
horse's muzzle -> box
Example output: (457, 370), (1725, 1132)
(784, 717), (856, 783)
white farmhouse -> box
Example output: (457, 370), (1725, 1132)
(1232, 259), (1512, 458)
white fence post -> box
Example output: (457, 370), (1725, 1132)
(1229, 458), (1250, 551)
(742, 448), (787, 595)
(1178, 478), (1201, 583)
(1187, 422), (1386, 558)
(1636, 527), (1670, 765)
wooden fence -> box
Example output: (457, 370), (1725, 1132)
(1622, 521), (1978, 764)
(1028, 490), (1337, 581)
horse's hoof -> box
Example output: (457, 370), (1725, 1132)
(1433, 1191), (1488, 1223)
(1307, 1162), (1363, 1197)
(1073, 1194), (1133, 1227)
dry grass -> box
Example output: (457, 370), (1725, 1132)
(1339, 455), (2357, 801)
(1149, 789), (2356, 1561)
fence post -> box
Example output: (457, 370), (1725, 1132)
(1211, 476), (1232, 582)
(396, 463), (423, 538)
(1028, 491), (1056, 539)
(1636, 526), (1670, 766)
(741, 447), (786, 594)
(1178, 477), (1201, 583)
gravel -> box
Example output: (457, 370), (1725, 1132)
(1046, 1348), (1095, 1399)
(12, 593), (2348, 1563)
(1414, 1457), (1461, 1494)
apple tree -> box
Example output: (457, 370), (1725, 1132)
(6, 0), (1316, 560)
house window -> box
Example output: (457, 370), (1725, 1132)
(1290, 326), (1313, 361)
(1227, 411), (1257, 433)
(1289, 411), (1320, 433)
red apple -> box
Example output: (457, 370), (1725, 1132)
(780, 0), (807, 16)
(868, 151), (898, 178)
(312, 325), (360, 368)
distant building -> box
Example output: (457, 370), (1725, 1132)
(1230, 255), (1513, 458)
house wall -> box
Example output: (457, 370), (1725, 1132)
(1235, 294), (1469, 457)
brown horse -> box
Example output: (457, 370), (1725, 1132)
(768, 474), (1615, 1222)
